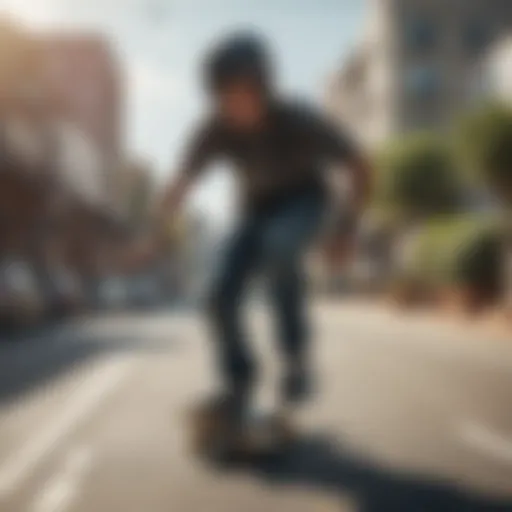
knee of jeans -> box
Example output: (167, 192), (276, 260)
(263, 232), (299, 274)
(225, 356), (255, 385)
(265, 251), (299, 285)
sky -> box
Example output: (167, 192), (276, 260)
(0, 0), (366, 224)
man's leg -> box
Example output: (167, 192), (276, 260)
(261, 194), (325, 403)
(269, 263), (311, 402)
(207, 217), (262, 407)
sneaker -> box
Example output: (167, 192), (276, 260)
(282, 363), (312, 404)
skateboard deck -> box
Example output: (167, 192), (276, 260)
(187, 401), (297, 462)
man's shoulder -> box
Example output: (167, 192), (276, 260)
(272, 98), (328, 128)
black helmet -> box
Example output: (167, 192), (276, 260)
(204, 32), (272, 95)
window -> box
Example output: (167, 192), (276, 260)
(405, 16), (437, 52)
(464, 21), (492, 54)
(405, 66), (441, 99)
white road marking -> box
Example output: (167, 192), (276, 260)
(0, 357), (132, 495)
(458, 421), (512, 464)
(31, 445), (93, 512)
(32, 476), (73, 512)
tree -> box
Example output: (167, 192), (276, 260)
(457, 102), (512, 205)
(375, 134), (461, 220)
(457, 103), (512, 314)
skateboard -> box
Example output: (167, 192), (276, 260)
(187, 398), (297, 463)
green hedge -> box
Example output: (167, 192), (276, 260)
(375, 134), (462, 219)
(404, 215), (503, 297)
(456, 103), (512, 204)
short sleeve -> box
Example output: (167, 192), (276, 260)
(309, 110), (360, 165)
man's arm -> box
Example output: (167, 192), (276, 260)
(133, 121), (219, 262)
(316, 113), (371, 206)
(154, 119), (219, 227)
(313, 111), (373, 265)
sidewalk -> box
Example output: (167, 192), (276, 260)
(314, 297), (512, 344)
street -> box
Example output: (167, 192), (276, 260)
(0, 302), (511, 512)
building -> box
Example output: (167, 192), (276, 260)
(0, 19), (43, 115)
(53, 122), (105, 206)
(0, 21), (124, 209)
(40, 34), (123, 205)
(0, 19), (129, 315)
(326, 0), (512, 149)
(0, 19), (52, 255)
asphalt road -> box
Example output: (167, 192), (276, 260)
(0, 301), (512, 512)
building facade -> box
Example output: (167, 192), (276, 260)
(326, 0), (512, 149)
(0, 18), (129, 319)
(40, 35), (123, 206)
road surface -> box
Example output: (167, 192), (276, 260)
(0, 301), (511, 511)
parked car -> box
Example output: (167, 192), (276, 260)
(98, 276), (129, 310)
(0, 259), (45, 328)
(44, 266), (84, 318)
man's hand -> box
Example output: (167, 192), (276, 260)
(322, 152), (371, 270)
(320, 201), (360, 270)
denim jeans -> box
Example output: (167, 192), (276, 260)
(208, 191), (326, 398)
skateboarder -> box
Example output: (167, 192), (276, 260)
(154, 32), (371, 430)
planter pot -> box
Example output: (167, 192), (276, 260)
(389, 283), (419, 309)
(389, 279), (434, 310)
(439, 286), (490, 317)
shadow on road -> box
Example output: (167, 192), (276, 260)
(0, 322), (177, 406)
(246, 435), (512, 511)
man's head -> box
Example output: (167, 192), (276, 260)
(204, 32), (273, 130)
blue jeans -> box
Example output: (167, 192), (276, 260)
(208, 192), (326, 398)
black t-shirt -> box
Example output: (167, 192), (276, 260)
(178, 99), (359, 213)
